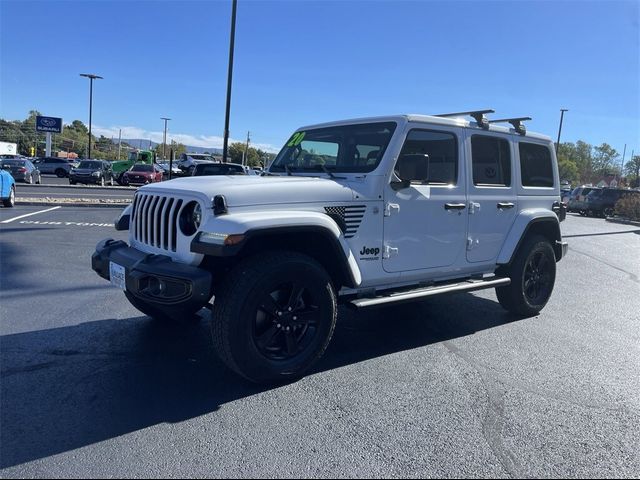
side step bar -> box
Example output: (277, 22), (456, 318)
(350, 277), (511, 309)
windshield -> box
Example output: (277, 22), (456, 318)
(78, 161), (102, 169)
(131, 164), (153, 172)
(1, 160), (25, 166)
(270, 122), (397, 174)
(187, 154), (214, 161)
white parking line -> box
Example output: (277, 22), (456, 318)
(0, 206), (62, 224)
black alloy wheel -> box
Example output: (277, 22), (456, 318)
(253, 281), (322, 361)
(523, 251), (553, 306)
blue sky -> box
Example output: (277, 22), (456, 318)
(1, 0), (638, 157)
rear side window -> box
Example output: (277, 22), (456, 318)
(471, 135), (511, 186)
(519, 142), (554, 187)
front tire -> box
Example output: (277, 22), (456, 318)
(3, 186), (15, 207)
(212, 251), (337, 384)
(496, 235), (556, 317)
(55, 168), (66, 178)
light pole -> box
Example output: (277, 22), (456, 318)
(555, 108), (568, 156)
(161, 117), (171, 160)
(79, 73), (103, 159)
(222, 0), (238, 163)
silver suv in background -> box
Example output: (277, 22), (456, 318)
(33, 157), (78, 177)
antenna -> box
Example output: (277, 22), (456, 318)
(434, 109), (494, 130)
(489, 117), (532, 135)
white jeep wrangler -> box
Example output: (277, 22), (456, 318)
(93, 110), (568, 383)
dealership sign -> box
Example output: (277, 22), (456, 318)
(36, 116), (63, 133)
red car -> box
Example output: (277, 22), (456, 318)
(122, 163), (163, 186)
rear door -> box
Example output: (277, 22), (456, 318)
(466, 132), (517, 263)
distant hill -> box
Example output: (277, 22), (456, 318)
(121, 139), (223, 155)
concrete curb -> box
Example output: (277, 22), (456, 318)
(16, 200), (129, 209)
(606, 217), (640, 227)
(19, 183), (136, 191)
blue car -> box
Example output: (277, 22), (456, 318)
(1, 165), (16, 207)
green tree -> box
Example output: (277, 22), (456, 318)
(558, 157), (579, 184)
(624, 155), (640, 188)
(592, 143), (619, 178)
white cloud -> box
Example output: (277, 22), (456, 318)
(92, 125), (280, 153)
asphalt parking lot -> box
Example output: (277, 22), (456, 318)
(1, 208), (639, 478)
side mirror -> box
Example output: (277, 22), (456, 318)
(391, 154), (430, 190)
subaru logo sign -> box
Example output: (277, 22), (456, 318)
(36, 116), (63, 133)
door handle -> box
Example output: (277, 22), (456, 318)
(497, 202), (515, 209)
(444, 203), (466, 210)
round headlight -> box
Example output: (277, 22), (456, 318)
(179, 201), (202, 236)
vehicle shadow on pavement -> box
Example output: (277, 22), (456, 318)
(0, 293), (513, 468)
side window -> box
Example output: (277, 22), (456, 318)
(519, 142), (554, 187)
(396, 129), (458, 185)
(471, 135), (511, 187)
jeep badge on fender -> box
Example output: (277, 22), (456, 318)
(92, 110), (567, 384)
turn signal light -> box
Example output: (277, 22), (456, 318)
(224, 234), (245, 246)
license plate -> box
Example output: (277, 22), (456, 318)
(109, 262), (126, 290)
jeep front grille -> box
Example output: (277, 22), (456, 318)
(131, 193), (183, 252)
(324, 205), (366, 238)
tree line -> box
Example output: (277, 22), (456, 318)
(557, 141), (639, 187)
(0, 110), (276, 167)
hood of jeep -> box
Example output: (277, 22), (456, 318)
(140, 175), (355, 206)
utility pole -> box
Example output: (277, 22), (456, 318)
(243, 130), (250, 165)
(79, 73), (103, 159)
(555, 108), (568, 156)
(118, 128), (122, 160)
(620, 144), (626, 182)
(222, 0), (238, 163)
(161, 117), (171, 161)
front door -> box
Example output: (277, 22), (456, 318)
(465, 132), (517, 263)
(383, 126), (467, 273)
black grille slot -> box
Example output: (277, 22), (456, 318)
(132, 193), (184, 252)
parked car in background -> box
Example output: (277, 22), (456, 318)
(584, 188), (640, 217)
(176, 153), (218, 176)
(567, 186), (599, 214)
(69, 160), (114, 186)
(33, 156), (77, 177)
(122, 163), (163, 186)
(0, 158), (41, 184)
(192, 162), (251, 176)
(0, 164), (16, 207)
(156, 162), (181, 179)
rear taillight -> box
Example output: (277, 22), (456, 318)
(18, 167), (27, 173)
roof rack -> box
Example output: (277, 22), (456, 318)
(489, 117), (531, 135)
(434, 109), (495, 129)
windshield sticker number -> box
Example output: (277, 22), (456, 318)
(287, 132), (306, 147)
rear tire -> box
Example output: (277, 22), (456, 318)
(496, 235), (556, 317)
(212, 251), (337, 384)
(3, 186), (15, 207)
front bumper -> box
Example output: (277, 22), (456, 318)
(91, 239), (212, 311)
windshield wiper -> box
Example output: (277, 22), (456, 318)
(318, 164), (346, 179)
(284, 164), (294, 176)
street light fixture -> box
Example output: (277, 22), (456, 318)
(555, 108), (568, 156)
(161, 117), (171, 161)
(79, 73), (103, 159)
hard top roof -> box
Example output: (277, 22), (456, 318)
(297, 114), (551, 141)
